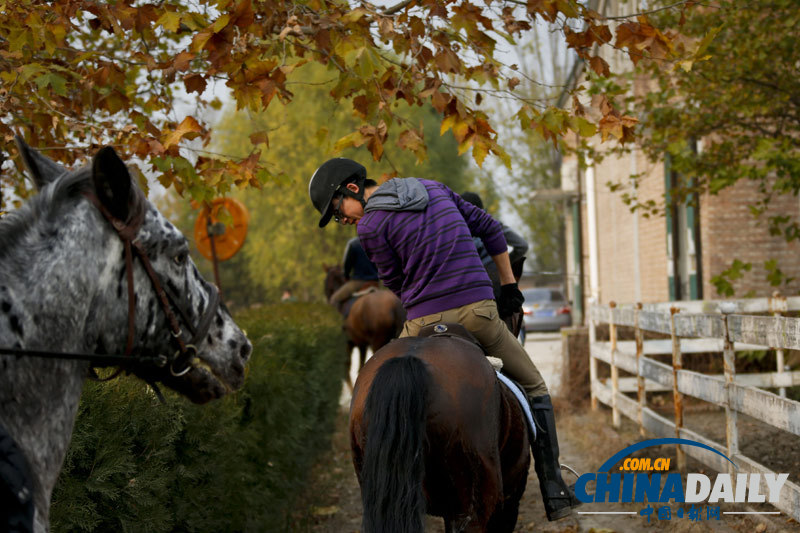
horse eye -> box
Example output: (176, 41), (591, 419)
(173, 252), (188, 265)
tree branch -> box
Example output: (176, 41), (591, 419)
(382, 0), (418, 16)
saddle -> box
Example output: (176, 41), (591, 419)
(417, 322), (483, 351)
(352, 283), (379, 298)
(340, 282), (381, 318)
(416, 322), (536, 440)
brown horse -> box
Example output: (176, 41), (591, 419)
(323, 264), (405, 390)
(350, 334), (531, 532)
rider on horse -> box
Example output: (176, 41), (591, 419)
(329, 236), (380, 315)
(309, 158), (580, 521)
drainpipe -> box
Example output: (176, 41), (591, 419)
(586, 162), (600, 306)
(631, 147), (641, 301)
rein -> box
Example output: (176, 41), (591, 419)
(0, 191), (219, 381)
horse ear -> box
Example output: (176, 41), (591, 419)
(14, 136), (67, 190)
(92, 146), (134, 221)
(322, 262), (329, 271)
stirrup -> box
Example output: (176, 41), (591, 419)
(560, 463), (581, 481)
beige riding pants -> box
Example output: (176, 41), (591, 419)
(400, 299), (549, 397)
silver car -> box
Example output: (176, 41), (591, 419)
(521, 288), (572, 332)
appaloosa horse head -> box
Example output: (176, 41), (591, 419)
(0, 138), (252, 531)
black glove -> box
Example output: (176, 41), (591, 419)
(497, 283), (524, 319)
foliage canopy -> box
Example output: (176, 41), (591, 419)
(1, 0), (698, 207)
(616, 0), (800, 241)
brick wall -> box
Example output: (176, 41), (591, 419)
(591, 149), (669, 305)
(561, 0), (800, 314)
(701, 180), (800, 298)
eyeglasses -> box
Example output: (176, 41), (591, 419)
(331, 193), (344, 223)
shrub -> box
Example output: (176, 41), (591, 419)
(51, 303), (347, 532)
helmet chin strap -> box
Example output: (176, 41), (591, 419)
(340, 176), (367, 208)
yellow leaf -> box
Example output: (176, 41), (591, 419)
(156, 11), (181, 32)
(341, 7), (368, 24)
(457, 135), (474, 156)
(163, 116), (204, 149)
(191, 30), (213, 52)
(452, 120), (470, 143)
(212, 14), (231, 33)
(333, 131), (366, 153)
(440, 114), (457, 136)
(472, 137), (489, 168)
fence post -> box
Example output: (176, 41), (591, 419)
(589, 303), (598, 411)
(722, 306), (739, 476)
(635, 302), (645, 437)
(772, 291), (787, 398)
(669, 306), (685, 473)
(610, 302), (619, 428)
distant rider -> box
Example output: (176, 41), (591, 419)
(328, 236), (380, 314)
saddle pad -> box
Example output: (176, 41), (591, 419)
(496, 371), (536, 442)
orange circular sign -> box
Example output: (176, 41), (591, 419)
(193, 198), (249, 261)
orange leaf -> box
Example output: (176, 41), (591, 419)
(163, 116), (204, 149)
(173, 51), (195, 72)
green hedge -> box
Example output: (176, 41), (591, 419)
(51, 303), (347, 532)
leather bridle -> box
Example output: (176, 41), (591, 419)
(0, 190), (220, 380)
(82, 191), (220, 377)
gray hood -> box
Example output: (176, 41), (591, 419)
(364, 177), (429, 212)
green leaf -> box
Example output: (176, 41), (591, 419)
(34, 73), (68, 96)
(571, 116), (597, 137)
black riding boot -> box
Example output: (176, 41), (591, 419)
(529, 394), (581, 521)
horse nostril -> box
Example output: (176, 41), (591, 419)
(240, 342), (252, 362)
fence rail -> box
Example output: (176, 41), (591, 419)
(589, 296), (800, 521)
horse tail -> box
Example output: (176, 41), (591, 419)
(361, 354), (430, 533)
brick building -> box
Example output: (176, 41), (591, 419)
(559, 0), (800, 324)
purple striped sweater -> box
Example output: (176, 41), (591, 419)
(356, 178), (507, 320)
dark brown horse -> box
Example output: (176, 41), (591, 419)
(323, 264), (405, 390)
(350, 335), (531, 532)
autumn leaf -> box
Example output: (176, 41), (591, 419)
(249, 131), (269, 148)
(156, 11), (181, 32)
(333, 130), (367, 153)
(183, 73), (207, 94)
(397, 128), (427, 164)
(173, 51), (195, 72)
(163, 116), (204, 149)
(589, 56), (610, 77)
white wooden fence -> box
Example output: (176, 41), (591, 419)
(589, 295), (800, 521)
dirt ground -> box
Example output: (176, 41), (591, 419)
(291, 400), (800, 533)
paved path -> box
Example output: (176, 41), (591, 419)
(524, 331), (563, 396)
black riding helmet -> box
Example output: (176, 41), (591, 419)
(308, 158), (367, 227)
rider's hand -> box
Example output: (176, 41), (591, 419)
(497, 283), (524, 319)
